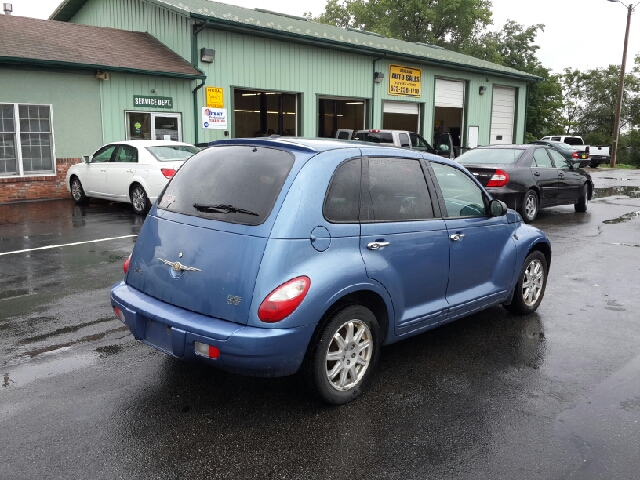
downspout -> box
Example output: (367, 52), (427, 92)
(191, 20), (211, 145)
(371, 54), (386, 128)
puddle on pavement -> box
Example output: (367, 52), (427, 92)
(19, 317), (115, 345)
(1, 352), (97, 390)
(96, 344), (122, 356)
(603, 210), (640, 224)
(593, 186), (640, 199)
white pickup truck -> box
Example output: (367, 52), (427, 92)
(540, 135), (610, 167)
(345, 129), (457, 158)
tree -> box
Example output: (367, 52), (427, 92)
(315, 0), (492, 49)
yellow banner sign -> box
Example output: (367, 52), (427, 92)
(388, 65), (422, 97)
(205, 87), (224, 108)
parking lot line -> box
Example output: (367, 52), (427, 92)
(0, 235), (137, 256)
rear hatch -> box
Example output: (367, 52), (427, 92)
(126, 145), (297, 325)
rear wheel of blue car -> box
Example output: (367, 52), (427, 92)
(504, 251), (548, 315)
(304, 305), (381, 405)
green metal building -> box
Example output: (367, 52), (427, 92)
(53, 0), (538, 148)
(1, 0), (538, 201)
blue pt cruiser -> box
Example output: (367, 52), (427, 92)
(111, 138), (551, 404)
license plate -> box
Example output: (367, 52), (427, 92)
(145, 317), (173, 352)
(581, 154), (587, 159)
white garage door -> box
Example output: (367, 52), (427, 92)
(490, 86), (516, 144)
(383, 101), (420, 115)
(435, 79), (465, 108)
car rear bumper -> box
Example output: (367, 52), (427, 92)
(110, 281), (315, 377)
(486, 188), (524, 212)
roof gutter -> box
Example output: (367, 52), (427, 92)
(191, 20), (213, 145)
(0, 57), (205, 79)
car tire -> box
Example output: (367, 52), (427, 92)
(70, 177), (89, 205)
(504, 251), (548, 315)
(130, 184), (150, 215)
(575, 185), (588, 212)
(303, 305), (381, 405)
(521, 190), (538, 223)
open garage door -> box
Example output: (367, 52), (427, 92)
(383, 101), (419, 132)
(490, 86), (516, 144)
(434, 79), (465, 152)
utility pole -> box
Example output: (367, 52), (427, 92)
(609, 1), (639, 167)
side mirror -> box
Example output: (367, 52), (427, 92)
(82, 155), (90, 163)
(490, 199), (508, 217)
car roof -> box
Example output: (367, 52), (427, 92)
(208, 137), (404, 153)
(108, 140), (194, 146)
(476, 144), (535, 149)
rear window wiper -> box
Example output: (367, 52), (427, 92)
(193, 203), (259, 216)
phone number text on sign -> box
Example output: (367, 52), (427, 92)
(388, 65), (422, 97)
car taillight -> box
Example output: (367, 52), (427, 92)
(258, 276), (311, 322)
(123, 254), (131, 274)
(572, 152), (579, 158)
(161, 168), (176, 179)
(194, 341), (220, 359)
(114, 307), (125, 323)
(486, 169), (510, 187)
(370, 129), (380, 133)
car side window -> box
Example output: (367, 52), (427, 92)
(364, 157), (434, 222)
(532, 149), (553, 168)
(399, 133), (410, 148)
(323, 158), (361, 223)
(551, 136), (561, 141)
(114, 145), (138, 163)
(548, 149), (570, 169)
(92, 145), (116, 163)
(430, 162), (488, 218)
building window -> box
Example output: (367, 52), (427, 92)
(233, 89), (299, 138)
(0, 103), (54, 176)
(125, 112), (182, 141)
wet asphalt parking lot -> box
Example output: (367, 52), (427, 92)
(1, 169), (639, 480)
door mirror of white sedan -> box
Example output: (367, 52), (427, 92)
(82, 155), (90, 163)
(490, 199), (508, 217)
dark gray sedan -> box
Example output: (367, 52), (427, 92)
(457, 144), (593, 223)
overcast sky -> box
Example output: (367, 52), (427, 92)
(7, 0), (640, 73)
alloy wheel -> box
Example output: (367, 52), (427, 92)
(132, 187), (146, 213)
(71, 180), (82, 201)
(522, 259), (544, 307)
(325, 320), (372, 391)
(525, 194), (537, 220)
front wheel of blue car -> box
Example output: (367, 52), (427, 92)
(504, 251), (548, 315)
(304, 305), (381, 405)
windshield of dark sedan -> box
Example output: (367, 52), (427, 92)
(146, 145), (200, 162)
(157, 146), (295, 226)
(457, 148), (524, 164)
(354, 132), (393, 144)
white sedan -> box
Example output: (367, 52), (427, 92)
(66, 140), (200, 214)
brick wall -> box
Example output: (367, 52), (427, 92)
(0, 158), (81, 203)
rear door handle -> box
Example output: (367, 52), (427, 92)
(450, 233), (466, 242)
(100, 169), (107, 173)
(533, 172), (540, 176)
(559, 173), (565, 178)
(367, 241), (390, 250)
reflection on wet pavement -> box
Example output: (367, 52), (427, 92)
(593, 186), (640, 199)
(603, 210), (640, 224)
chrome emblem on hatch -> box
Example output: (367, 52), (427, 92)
(158, 258), (201, 273)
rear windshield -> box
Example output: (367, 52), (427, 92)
(146, 145), (200, 162)
(550, 142), (578, 152)
(458, 148), (524, 164)
(354, 132), (393, 144)
(157, 146), (295, 226)
(563, 137), (583, 145)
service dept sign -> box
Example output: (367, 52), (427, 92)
(133, 95), (173, 109)
(388, 65), (422, 97)
(202, 107), (227, 129)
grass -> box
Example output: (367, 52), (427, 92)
(597, 163), (637, 169)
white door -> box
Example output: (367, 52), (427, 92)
(434, 79), (465, 108)
(84, 144), (116, 195)
(490, 87), (516, 144)
(107, 145), (139, 199)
